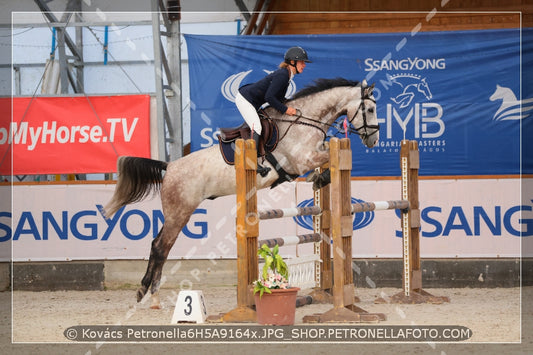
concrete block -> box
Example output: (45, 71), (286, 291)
(13, 262), (104, 291)
(0, 262), (10, 291)
(103, 259), (237, 289)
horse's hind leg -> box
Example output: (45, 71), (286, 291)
(136, 220), (182, 309)
(136, 226), (166, 304)
(136, 150), (222, 309)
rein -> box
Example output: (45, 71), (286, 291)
(271, 86), (380, 143)
(272, 110), (328, 142)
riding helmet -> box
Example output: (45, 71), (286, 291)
(284, 46), (312, 63)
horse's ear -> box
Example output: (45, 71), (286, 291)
(365, 83), (375, 96)
(362, 79), (368, 87)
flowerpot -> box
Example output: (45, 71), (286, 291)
(254, 287), (300, 325)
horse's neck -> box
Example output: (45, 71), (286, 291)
(269, 88), (356, 172)
(288, 87), (356, 126)
(403, 83), (417, 93)
(266, 86), (368, 175)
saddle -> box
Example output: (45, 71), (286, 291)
(218, 113), (279, 165)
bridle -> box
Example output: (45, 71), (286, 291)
(271, 85), (380, 142)
(346, 84), (380, 141)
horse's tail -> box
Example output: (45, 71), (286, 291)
(103, 156), (168, 218)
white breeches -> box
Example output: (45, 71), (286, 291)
(235, 92), (262, 135)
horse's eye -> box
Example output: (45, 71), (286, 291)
(367, 108), (374, 113)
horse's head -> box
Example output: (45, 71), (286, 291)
(418, 78), (432, 100)
(347, 80), (379, 148)
(490, 84), (516, 102)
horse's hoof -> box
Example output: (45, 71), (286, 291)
(136, 288), (146, 302)
(313, 180), (331, 191)
(311, 169), (331, 190)
(150, 304), (162, 310)
(306, 170), (319, 183)
(312, 175), (331, 190)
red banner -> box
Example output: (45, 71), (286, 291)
(0, 95), (150, 175)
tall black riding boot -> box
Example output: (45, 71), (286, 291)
(252, 131), (261, 150)
(252, 131), (271, 177)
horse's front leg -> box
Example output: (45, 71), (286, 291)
(306, 168), (331, 190)
(297, 140), (331, 190)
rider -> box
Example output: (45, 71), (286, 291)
(235, 46), (311, 175)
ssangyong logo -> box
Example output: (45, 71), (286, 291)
(221, 70), (297, 103)
(364, 57), (446, 72)
(293, 198), (374, 231)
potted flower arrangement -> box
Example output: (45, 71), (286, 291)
(253, 244), (300, 325)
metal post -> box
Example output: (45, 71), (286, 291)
(151, 0), (183, 161)
(56, 27), (69, 93)
(75, 18), (84, 92)
(166, 10), (183, 160)
(151, 2), (167, 161)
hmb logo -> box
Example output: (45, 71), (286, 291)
(377, 73), (444, 139)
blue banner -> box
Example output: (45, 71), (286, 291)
(184, 28), (532, 176)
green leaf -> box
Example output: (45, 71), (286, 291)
(257, 242), (289, 282)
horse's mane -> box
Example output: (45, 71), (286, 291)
(290, 78), (360, 100)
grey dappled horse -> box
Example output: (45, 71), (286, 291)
(104, 78), (379, 308)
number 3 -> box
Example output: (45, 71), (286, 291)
(184, 295), (193, 315)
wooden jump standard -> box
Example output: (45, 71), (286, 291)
(389, 140), (449, 304)
(306, 138), (385, 322)
(221, 137), (445, 323)
(222, 138), (329, 322)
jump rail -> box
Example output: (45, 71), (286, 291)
(258, 233), (322, 248)
(258, 206), (322, 220)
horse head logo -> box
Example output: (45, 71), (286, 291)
(389, 74), (433, 108)
(489, 84), (532, 121)
(293, 198), (374, 231)
(221, 70), (297, 103)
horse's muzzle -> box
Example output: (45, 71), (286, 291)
(364, 133), (379, 148)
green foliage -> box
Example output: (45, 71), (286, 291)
(253, 244), (290, 297)
(258, 244), (289, 279)
(253, 280), (272, 298)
